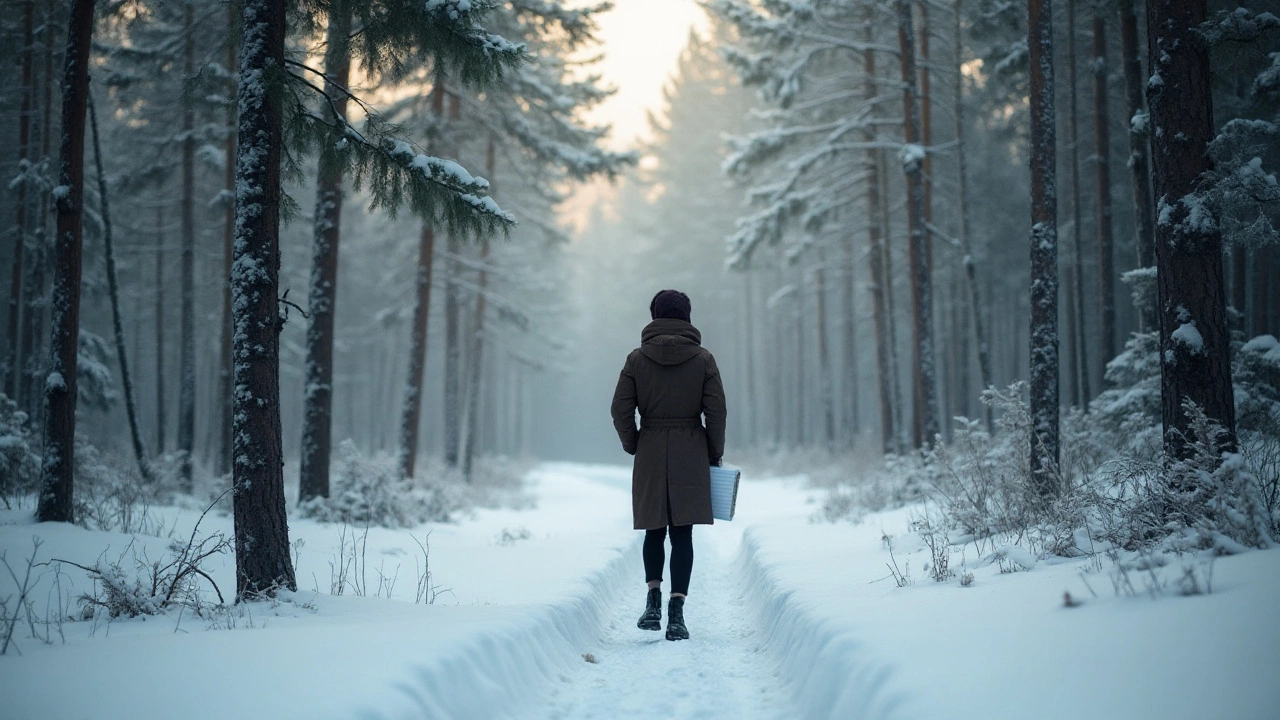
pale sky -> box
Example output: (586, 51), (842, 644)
(583, 0), (709, 150)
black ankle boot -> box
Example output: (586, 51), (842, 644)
(637, 588), (662, 631)
(665, 596), (689, 641)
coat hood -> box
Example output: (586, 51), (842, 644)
(639, 318), (703, 366)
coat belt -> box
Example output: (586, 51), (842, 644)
(641, 417), (703, 430)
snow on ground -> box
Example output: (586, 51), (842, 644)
(518, 473), (814, 720)
(734, 494), (1280, 720)
(3, 463), (1278, 720)
(0, 464), (642, 720)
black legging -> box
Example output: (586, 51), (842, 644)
(643, 525), (693, 595)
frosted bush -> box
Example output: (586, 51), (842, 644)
(0, 395), (40, 509)
(297, 441), (463, 528)
(73, 437), (163, 535)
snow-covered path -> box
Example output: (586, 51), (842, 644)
(522, 519), (789, 720)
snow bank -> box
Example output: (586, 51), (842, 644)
(735, 500), (1280, 720)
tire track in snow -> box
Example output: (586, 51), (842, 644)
(521, 528), (790, 720)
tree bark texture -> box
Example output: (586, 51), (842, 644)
(896, 0), (939, 448)
(6, 0), (35, 402)
(1146, 0), (1237, 458)
(218, 0), (238, 477)
(399, 222), (436, 479)
(89, 95), (152, 483)
(37, 0), (96, 524)
(1119, 0), (1157, 331)
(178, 2), (197, 486)
(231, 0), (297, 598)
(300, 2), (353, 501)
(1092, 14), (1115, 382)
(1028, 0), (1061, 491)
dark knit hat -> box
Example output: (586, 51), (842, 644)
(650, 289), (692, 323)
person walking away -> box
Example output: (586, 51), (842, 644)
(610, 289), (727, 641)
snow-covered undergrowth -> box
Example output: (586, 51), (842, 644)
(0, 465), (638, 719)
(297, 442), (537, 528)
(823, 334), (1280, 566)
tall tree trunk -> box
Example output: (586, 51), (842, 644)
(1028, 0), (1061, 491)
(461, 140), (495, 479)
(400, 81), (445, 478)
(89, 94), (151, 482)
(840, 229), (859, 444)
(398, 222), (436, 479)
(954, 0), (994, 430)
(155, 205), (166, 453)
(1147, 0), (1236, 459)
(1066, 0), (1091, 407)
(814, 251), (835, 448)
(1092, 14), (1115, 383)
(879, 146), (906, 453)
(1119, 0), (1156, 331)
(37, 0), (95, 524)
(862, 31), (897, 455)
(177, 2), (197, 486)
(895, 0), (939, 448)
(231, 0), (296, 598)
(299, 1), (353, 501)
(6, 0), (35, 401)
(443, 89), (462, 467)
(217, 0), (238, 478)
(461, 137), (496, 479)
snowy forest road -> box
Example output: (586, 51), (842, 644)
(516, 514), (791, 720)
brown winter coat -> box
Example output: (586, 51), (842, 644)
(611, 318), (727, 530)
